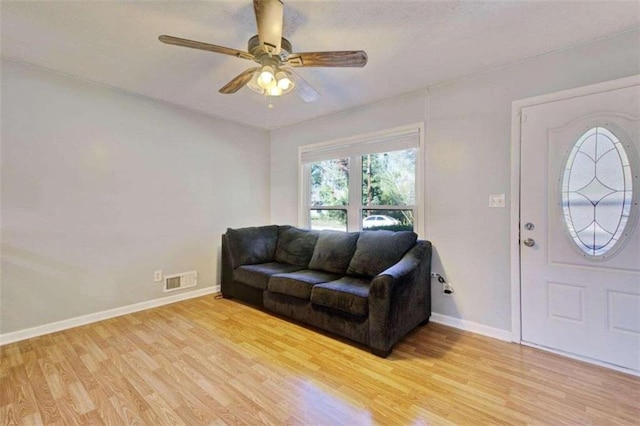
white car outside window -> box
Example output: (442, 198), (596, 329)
(362, 215), (399, 228)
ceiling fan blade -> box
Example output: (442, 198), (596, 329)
(287, 70), (320, 103)
(287, 51), (368, 68)
(219, 67), (259, 94)
(159, 35), (254, 61)
(253, 0), (283, 55)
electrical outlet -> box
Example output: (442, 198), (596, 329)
(442, 282), (454, 296)
(154, 270), (163, 282)
(489, 193), (506, 208)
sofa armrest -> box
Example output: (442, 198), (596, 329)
(368, 241), (432, 353)
(370, 241), (429, 298)
(379, 243), (427, 281)
(225, 225), (279, 268)
(221, 234), (235, 298)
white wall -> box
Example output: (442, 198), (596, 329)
(1, 59), (271, 334)
(270, 29), (640, 333)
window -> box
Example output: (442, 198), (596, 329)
(561, 126), (637, 258)
(300, 125), (423, 233)
(361, 149), (416, 230)
(310, 158), (349, 231)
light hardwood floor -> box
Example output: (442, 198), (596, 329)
(1, 295), (639, 425)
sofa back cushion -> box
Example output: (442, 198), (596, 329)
(226, 225), (279, 268)
(275, 226), (319, 267)
(347, 230), (417, 277)
(308, 230), (360, 274)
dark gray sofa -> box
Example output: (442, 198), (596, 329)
(221, 225), (432, 357)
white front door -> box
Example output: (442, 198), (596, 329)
(520, 80), (640, 371)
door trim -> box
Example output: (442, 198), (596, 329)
(510, 75), (640, 345)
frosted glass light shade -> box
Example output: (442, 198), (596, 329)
(257, 66), (275, 89)
(276, 71), (292, 90)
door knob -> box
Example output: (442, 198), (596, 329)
(523, 238), (535, 247)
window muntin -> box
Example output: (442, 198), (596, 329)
(561, 126), (634, 257)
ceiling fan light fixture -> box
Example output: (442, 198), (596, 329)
(247, 66), (295, 99)
(160, 0), (367, 103)
(276, 71), (292, 90)
(257, 65), (275, 89)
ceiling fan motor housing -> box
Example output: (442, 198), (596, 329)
(248, 34), (292, 62)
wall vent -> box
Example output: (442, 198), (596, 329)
(163, 271), (197, 293)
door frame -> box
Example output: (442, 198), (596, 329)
(510, 75), (640, 347)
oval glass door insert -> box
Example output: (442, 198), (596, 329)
(561, 126), (634, 258)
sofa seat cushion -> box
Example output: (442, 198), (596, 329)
(268, 270), (342, 300)
(275, 226), (319, 267)
(310, 277), (371, 317)
(234, 262), (304, 290)
(308, 230), (360, 274)
(347, 230), (418, 278)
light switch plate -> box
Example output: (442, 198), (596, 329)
(489, 194), (506, 208)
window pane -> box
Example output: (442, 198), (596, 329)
(362, 209), (414, 231)
(310, 158), (349, 206)
(362, 149), (416, 206)
(561, 127), (633, 257)
(310, 209), (347, 231)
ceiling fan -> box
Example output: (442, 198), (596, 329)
(159, 0), (367, 103)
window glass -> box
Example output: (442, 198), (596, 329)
(362, 209), (414, 231)
(561, 127), (633, 257)
(310, 209), (347, 231)
(362, 149), (416, 206)
(310, 158), (349, 206)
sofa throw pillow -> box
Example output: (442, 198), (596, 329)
(347, 230), (417, 277)
(226, 225), (279, 268)
(308, 231), (360, 274)
(274, 226), (319, 267)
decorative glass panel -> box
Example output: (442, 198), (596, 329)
(561, 127), (633, 257)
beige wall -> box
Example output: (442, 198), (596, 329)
(1, 59), (271, 333)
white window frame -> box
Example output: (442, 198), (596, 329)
(298, 123), (425, 236)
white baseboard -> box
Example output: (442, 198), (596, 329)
(430, 313), (513, 342)
(0, 286), (219, 346)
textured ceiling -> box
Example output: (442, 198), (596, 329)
(2, 1), (639, 130)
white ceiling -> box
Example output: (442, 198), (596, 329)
(2, 1), (639, 130)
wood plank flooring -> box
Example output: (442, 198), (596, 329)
(1, 295), (639, 425)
